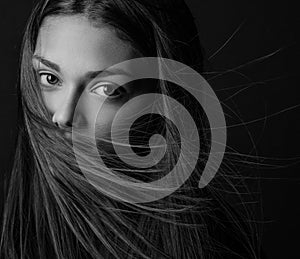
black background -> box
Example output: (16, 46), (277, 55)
(0, 0), (299, 258)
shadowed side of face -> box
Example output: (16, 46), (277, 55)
(33, 15), (152, 140)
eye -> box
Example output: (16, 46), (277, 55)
(91, 83), (124, 98)
(39, 73), (61, 88)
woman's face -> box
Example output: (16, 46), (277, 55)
(33, 15), (151, 140)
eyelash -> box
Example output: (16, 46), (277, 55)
(38, 72), (125, 98)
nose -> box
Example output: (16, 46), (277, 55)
(52, 104), (74, 130)
(52, 92), (78, 130)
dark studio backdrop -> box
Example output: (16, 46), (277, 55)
(0, 0), (299, 258)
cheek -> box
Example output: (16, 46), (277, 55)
(95, 105), (117, 139)
(95, 100), (144, 140)
(42, 91), (65, 114)
(96, 99), (149, 140)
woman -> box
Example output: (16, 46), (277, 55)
(0, 0), (263, 258)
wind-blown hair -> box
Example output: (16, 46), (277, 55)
(0, 0), (261, 258)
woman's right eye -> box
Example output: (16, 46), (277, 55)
(39, 73), (61, 88)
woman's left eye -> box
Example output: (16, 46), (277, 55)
(91, 84), (124, 98)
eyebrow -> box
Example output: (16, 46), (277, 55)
(32, 55), (131, 79)
(33, 55), (61, 73)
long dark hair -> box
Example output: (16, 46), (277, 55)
(1, 0), (261, 258)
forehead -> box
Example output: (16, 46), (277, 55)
(34, 15), (135, 73)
